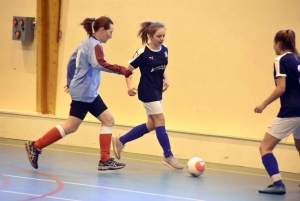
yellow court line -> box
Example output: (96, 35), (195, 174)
(1, 142), (299, 182)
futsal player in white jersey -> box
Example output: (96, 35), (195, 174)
(254, 29), (300, 194)
(25, 16), (132, 171)
(112, 22), (183, 170)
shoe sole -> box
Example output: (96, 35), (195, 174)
(258, 191), (286, 195)
(25, 142), (38, 169)
(112, 136), (121, 160)
(98, 166), (125, 171)
(161, 160), (183, 170)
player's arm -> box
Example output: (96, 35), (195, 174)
(91, 44), (132, 77)
(65, 50), (78, 93)
(254, 76), (286, 113)
(162, 71), (169, 92)
(126, 65), (137, 96)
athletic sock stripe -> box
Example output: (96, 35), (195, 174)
(271, 173), (282, 182)
(56, 125), (66, 137)
(100, 126), (113, 134)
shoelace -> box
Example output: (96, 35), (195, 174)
(169, 155), (181, 165)
(109, 160), (119, 167)
(30, 148), (41, 159)
(171, 157), (179, 164)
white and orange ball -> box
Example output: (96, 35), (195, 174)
(187, 157), (206, 177)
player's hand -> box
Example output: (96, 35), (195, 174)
(162, 79), (169, 92)
(64, 85), (70, 93)
(127, 86), (137, 96)
(254, 103), (266, 113)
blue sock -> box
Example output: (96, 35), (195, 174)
(262, 153), (283, 186)
(120, 123), (149, 145)
(155, 126), (173, 158)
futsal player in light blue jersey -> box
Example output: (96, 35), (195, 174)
(25, 16), (132, 171)
(254, 29), (300, 194)
(112, 22), (183, 170)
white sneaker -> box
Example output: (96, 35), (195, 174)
(162, 156), (184, 170)
(112, 135), (124, 160)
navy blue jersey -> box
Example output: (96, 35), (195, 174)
(273, 52), (300, 117)
(129, 45), (168, 102)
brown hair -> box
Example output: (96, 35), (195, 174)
(137, 22), (165, 45)
(80, 16), (113, 36)
(274, 29), (299, 60)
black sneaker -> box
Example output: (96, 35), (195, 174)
(25, 141), (42, 169)
(98, 158), (126, 171)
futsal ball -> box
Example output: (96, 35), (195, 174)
(187, 157), (206, 177)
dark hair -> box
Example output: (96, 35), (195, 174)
(274, 29), (299, 60)
(80, 16), (113, 36)
(137, 21), (165, 45)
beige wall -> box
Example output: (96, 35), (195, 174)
(0, 0), (36, 112)
(56, 0), (300, 141)
(1, 0), (300, 142)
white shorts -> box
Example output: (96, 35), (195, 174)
(143, 101), (163, 115)
(267, 117), (300, 140)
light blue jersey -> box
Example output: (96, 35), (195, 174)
(67, 35), (130, 102)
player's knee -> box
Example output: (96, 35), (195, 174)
(259, 144), (266, 156)
(154, 115), (165, 126)
(102, 116), (115, 127)
(63, 125), (79, 134)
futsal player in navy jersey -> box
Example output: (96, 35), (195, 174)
(112, 22), (183, 170)
(254, 29), (300, 194)
(25, 16), (132, 171)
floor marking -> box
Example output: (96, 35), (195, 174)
(0, 163), (65, 201)
(2, 174), (205, 201)
(0, 190), (80, 201)
(3, 174), (56, 182)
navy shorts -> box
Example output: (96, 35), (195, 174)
(69, 95), (108, 120)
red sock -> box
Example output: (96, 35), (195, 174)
(99, 134), (112, 162)
(34, 125), (65, 150)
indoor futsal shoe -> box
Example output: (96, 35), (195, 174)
(98, 158), (126, 171)
(25, 141), (42, 169)
(112, 135), (124, 160)
(162, 156), (184, 170)
(258, 184), (286, 195)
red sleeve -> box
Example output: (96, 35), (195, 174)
(94, 45), (132, 77)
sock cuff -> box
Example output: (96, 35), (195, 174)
(155, 126), (166, 133)
(100, 126), (113, 134)
(262, 153), (274, 160)
(140, 123), (150, 133)
(271, 173), (282, 182)
(56, 125), (66, 137)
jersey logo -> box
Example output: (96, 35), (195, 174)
(164, 51), (168, 58)
(150, 65), (166, 73)
(149, 56), (154, 60)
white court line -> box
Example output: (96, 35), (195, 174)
(0, 190), (80, 201)
(3, 174), (56, 182)
(2, 174), (205, 201)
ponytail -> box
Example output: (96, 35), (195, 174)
(80, 18), (96, 36)
(286, 30), (299, 61)
(138, 22), (152, 45)
(275, 29), (299, 61)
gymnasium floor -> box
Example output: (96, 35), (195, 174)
(0, 138), (299, 201)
